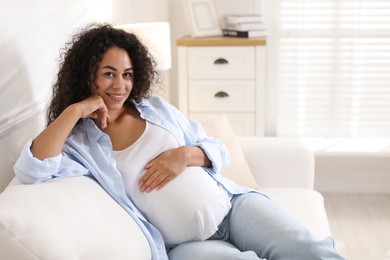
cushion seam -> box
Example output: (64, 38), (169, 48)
(0, 223), (39, 259)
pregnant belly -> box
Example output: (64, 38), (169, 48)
(131, 166), (231, 246)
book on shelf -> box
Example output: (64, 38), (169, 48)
(222, 29), (268, 38)
(224, 22), (267, 31)
(223, 14), (263, 24)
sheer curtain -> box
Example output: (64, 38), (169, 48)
(271, 0), (390, 138)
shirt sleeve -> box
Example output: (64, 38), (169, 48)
(13, 139), (89, 184)
(181, 116), (231, 175)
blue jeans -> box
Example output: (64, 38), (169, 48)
(168, 193), (345, 260)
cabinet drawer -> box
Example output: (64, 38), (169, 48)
(188, 47), (255, 80)
(188, 80), (255, 112)
(190, 112), (255, 136)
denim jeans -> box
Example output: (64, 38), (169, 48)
(168, 192), (345, 260)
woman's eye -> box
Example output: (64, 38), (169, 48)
(104, 72), (115, 78)
(123, 72), (133, 79)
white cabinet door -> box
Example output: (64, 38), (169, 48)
(188, 80), (255, 112)
(188, 47), (255, 79)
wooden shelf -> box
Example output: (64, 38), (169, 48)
(176, 35), (266, 47)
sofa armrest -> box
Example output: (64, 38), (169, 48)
(238, 137), (315, 189)
(0, 176), (151, 260)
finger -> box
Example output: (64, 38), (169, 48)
(139, 169), (154, 192)
(155, 176), (173, 190)
(100, 108), (109, 129)
(87, 112), (98, 119)
(145, 174), (170, 193)
(80, 95), (106, 119)
(144, 160), (153, 169)
(92, 96), (108, 128)
(139, 167), (153, 187)
(140, 170), (166, 192)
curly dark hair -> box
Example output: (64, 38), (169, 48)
(47, 23), (159, 125)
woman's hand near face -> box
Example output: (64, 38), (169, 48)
(75, 95), (109, 129)
(139, 146), (211, 192)
(31, 95), (109, 160)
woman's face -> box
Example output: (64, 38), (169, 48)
(94, 47), (134, 111)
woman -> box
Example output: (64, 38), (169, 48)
(14, 24), (344, 260)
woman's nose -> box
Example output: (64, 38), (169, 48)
(112, 77), (126, 89)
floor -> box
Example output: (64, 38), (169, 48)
(323, 193), (390, 260)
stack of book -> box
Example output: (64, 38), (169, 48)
(222, 14), (268, 38)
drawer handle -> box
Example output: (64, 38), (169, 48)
(214, 91), (229, 98)
(214, 58), (229, 65)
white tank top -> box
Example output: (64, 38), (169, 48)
(112, 121), (231, 246)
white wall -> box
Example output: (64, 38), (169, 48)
(0, 0), (112, 191)
(112, 0), (169, 24)
(0, 0), (112, 129)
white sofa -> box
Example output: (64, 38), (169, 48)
(0, 113), (332, 260)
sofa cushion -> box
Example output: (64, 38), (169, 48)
(192, 113), (258, 189)
(258, 188), (332, 240)
(0, 176), (151, 260)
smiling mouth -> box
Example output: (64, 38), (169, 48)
(107, 93), (125, 101)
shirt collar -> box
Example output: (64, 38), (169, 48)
(82, 118), (106, 145)
(131, 98), (151, 110)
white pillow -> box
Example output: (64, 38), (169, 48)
(192, 113), (259, 189)
(0, 176), (151, 260)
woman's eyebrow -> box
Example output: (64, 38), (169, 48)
(102, 65), (133, 71)
(102, 65), (117, 71)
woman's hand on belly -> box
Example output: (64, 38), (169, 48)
(139, 147), (187, 192)
(138, 146), (211, 193)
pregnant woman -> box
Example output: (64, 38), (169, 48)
(14, 24), (344, 260)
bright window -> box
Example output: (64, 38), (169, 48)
(273, 0), (390, 138)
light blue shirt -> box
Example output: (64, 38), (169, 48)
(14, 95), (250, 260)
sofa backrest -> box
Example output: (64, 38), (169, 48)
(0, 112), (45, 192)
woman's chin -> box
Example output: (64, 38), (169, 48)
(107, 103), (126, 110)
